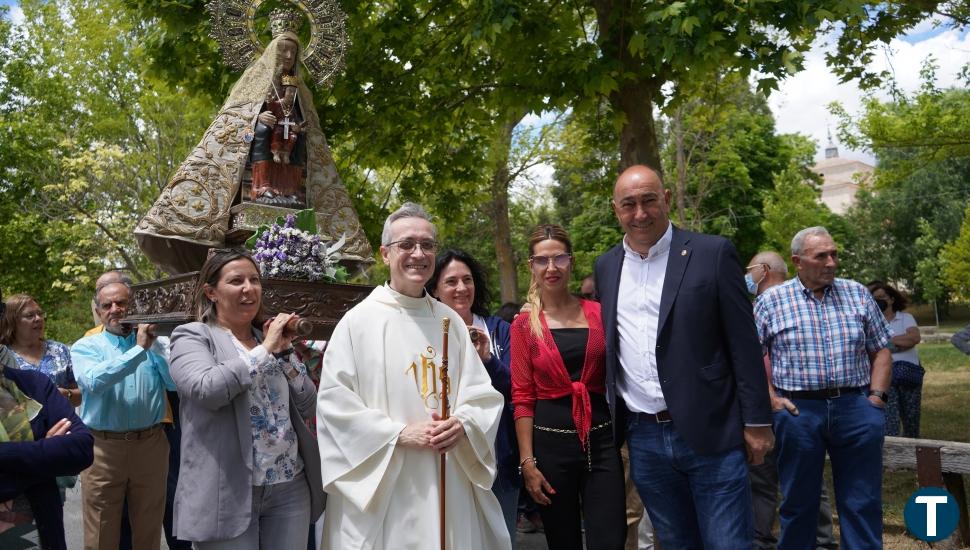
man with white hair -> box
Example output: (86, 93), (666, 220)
(72, 281), (175, 550)
(316, 202), (510, 549)
(745, 250), (837, 550)
(754, 227), (891, 549)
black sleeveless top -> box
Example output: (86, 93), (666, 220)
(534, 328), (611, 429)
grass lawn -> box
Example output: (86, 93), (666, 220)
(833, 343), (970, 548)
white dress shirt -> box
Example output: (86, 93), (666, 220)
(616, 223), (672, 414)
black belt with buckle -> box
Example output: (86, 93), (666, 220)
(90, 424), (162, 441)
(630, 410), (672, 423)
(778, 386), (864, 400)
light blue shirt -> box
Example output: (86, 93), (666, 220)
(71, 330), (176, 431)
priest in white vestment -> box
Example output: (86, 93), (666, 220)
(317, 203), (511, 550)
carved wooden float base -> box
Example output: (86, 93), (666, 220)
(124, 272), (372, 340)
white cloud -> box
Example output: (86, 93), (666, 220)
(769, 26), (970, 164)
(6, 5), (24, 26)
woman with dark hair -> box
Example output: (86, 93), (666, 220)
(867, 281), (923, 437)
(167, 249), (324, 549)
(0, 294), (81, 407)
(510, 224), (625, 550)
(0, 289), (94, 550)
(425, 248), (519, 543)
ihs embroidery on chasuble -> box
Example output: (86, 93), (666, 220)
(405, 345), (451, 413)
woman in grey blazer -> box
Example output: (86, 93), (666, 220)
(168, 249), (324, 549)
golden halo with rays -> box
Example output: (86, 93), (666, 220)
(206, 0), (349, 88)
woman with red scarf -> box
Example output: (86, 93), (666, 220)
(511, 224), (625, 550)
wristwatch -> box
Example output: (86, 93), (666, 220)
(868, 389), (888, 403)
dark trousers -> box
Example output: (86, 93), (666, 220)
(533, 425), (626, 550)
(749, 450), (837, 549)
(885, 377), (922, 438)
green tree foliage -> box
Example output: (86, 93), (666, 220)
(760, 137), (842, 264)
(126, 0), (588, 299)
(838, 157), (970, 292)
(828, 2), (970, 88)
(832, 59), (970, 175)
(832, 69), (970, 297)
(941, 205), (970, 300)
(915, 218), (947, 305)
(0, 0), (214, 318)
(663, 74), (794, 261)
(582, 0), (923, 170)
(551, 103), (623, 281)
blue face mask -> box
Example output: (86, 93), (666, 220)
(745, 273), (759, 295)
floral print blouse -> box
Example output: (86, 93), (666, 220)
(227, 332), (306, 486)
(12, 340), (77, 389)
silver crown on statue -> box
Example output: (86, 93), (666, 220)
(269, 6), (302, 37)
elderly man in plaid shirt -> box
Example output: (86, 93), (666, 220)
(754, 226), (891, 550)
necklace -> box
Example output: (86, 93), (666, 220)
(270, 79), (299, 140)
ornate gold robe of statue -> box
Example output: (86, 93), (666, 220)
(135, 33), (370, 274)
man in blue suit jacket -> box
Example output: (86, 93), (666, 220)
(594, 165), (773, 549)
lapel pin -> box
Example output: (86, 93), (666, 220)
(681, 249), (687, 256)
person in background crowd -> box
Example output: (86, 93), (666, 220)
(580, 276), (596, 300)
(427, 248), (519, 545)
(496, 300), (546, 536)
(168, 248), (323, 549)
(512, 224), (626, 550)
(755, 226), (891, 549)
(0, 288), (94, 550)
(746, 251), (837, 550)
(0, 293), (85, 509)
(595, 165), (772, 549)
(0, 294), (80, 407)
(496, 302), (523, 325)
(868, 280), (924, 438)
(71, 282), (175, 550)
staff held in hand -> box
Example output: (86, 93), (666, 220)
(438, 317), (451, 550)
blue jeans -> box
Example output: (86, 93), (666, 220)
(773, 390), (884, 549)
(626, 414), (752, 549)
(194, 473), (311, 550)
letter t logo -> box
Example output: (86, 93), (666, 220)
(915, 496), (949, 536)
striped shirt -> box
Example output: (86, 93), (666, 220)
(754, 277), (890, 391)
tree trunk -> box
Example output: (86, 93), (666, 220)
(488, 112), (526, 304)
(612, 81), (663, 172)
(592, 0), (664, 175)
(672, 108), (688, 225)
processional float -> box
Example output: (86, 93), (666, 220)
(127, 0), (372, 339)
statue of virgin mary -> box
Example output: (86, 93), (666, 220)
(135, 6), (371, 274)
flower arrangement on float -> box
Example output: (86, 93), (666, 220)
(246, 209), (348, 282)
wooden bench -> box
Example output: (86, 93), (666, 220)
(884, 436), (970, 546)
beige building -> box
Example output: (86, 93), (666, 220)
(810, 142), (874, 215)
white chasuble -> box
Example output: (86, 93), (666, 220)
(317, 284), (510, 550)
